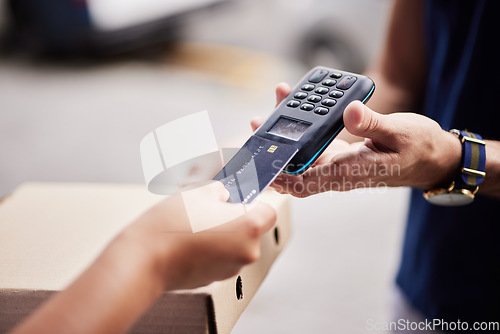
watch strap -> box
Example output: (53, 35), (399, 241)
(450, 129), (486, 189)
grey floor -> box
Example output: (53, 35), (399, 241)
(0, 0), (414, 332)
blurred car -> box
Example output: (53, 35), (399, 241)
(0, 0), (390, 72)
(0, 0), (231, 57)
(179, 0), (391, 72)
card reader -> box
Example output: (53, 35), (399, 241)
(213, 66), (375, 203)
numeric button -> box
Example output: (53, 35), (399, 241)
(314, 87), (329, 95)
(294, 91), (308, 99)
(321, 98), (337, 107)
(314, 107), (329, 115)
(322, 79), (336, 86)
(300, 103), (314, 111)
(307, 94), (322, 103)
(301, 84), (315, 91)
(287, 100), (300, 108)
(329, 90), (344, 98)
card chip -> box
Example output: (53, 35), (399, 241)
(267, 145), (278, 153)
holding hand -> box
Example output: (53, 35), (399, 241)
(126, 181), (277, 291)
(10, 182), (276, 334)
(251, 83), (462, 198)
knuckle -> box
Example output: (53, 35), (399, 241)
(259, 203), (277, 225)
(246, 221), (262, 239)
(268, 207), (277, 225)
(364, 113), (380, 134)
(241, 247), (261, 264)
(245, 204), (276, 237)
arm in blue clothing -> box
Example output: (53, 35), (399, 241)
(251, 0), (500, 198)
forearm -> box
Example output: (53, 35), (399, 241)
(9, 226), (166, 334)
(337, 0), (427, 144)
(368, 0), (427, 112)
(8, 182), (275, 334)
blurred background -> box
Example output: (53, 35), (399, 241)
(0, 0), (411, 333)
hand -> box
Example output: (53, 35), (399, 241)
(8, 182), (276, 334)
(250, 83), (462, 198)
(121, 181), (277, 290)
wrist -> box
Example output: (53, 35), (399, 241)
(116, 219), (174, 293)
(424, 130), (487, 206)
(428, 129), (462, 188)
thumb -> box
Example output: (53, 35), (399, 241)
(343, 101), (394, 143)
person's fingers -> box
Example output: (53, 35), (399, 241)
(249, 83), (292, 132)
(343, 101), (397, 149)
(205, 201), (275, 264)
(275, 82), (292, 106)
(250, 117), (264, 132)
(313, 139), (351, 165)
(274, 168), (338, 197)
(185, 180), (230, 203)
(210, 180), (230, 202)
(270, 173), (311, 198)
(240, 201), (276, 263)
(208, 199), (276, 233)
(250, 201), (277, 233)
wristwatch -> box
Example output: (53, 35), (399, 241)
(424, 129), (486, 206)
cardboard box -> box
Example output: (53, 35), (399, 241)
(0, 183), (291, 333)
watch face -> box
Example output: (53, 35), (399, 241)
(425, 192), (474, 206)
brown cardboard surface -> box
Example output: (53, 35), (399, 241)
(0, 183), (290, 333)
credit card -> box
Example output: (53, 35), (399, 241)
(213, 135), (298, 203)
